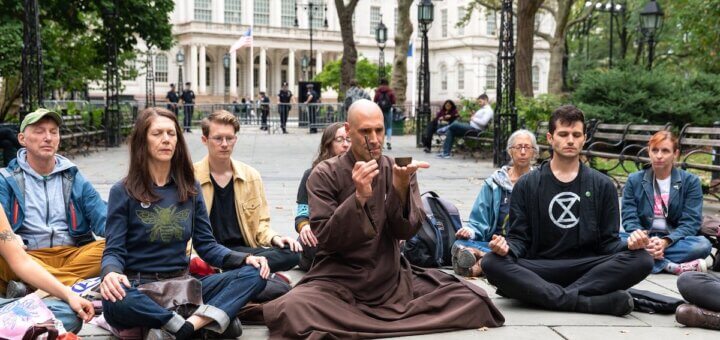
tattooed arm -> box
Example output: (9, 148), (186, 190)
(0, 209), (94, 321)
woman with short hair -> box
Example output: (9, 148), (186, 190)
(452, 129), (538, 277)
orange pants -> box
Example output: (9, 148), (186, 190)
(0, 239), (105, 294)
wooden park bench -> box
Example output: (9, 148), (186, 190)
(678, 124), (720, 201)
(60, 115), (90, 156)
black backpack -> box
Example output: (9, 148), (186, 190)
(376, 90), (393, 112)
(402, 191), (462, 268)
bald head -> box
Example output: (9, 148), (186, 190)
(347, 99), (383, 127)
(344, 99), (385, 161)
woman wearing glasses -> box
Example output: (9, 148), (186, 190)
(295, 122), (351, 270)
(452, 129), (538, 277)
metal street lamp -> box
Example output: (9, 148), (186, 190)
(176, 49), (185, 93)
(640, 0), (664, 70)
(295, 1), (329, 79)
(375, 15), (388, 81)
(223, 53), (231, 102)
(301, 55), (309, 81)
(415, 0), (434, 147)
(584, 1), (626, 69)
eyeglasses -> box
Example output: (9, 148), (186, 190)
(209, 135), (238, 145)
(333, 137), (352, 144)
(509, 144), (534, 152)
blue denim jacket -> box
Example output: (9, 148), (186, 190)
(0, 158), (106, 246)
(621, 167), (703, 245)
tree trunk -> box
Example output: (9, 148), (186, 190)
(547, 0), (574, 94)
(391, 0), (414, 105)
(516, 0), (544, 97)
(0, 76), (22, 123)
(335, 0), (360, 97)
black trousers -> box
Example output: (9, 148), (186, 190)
(183, 104), (194, 131)
(227, 245), (300, 272)
(422, 120), (439, 149)
(678, 272), (720, 311)
(279, 105), (290, 130)
(482, 250), (653, 311)
(261, 109), (269, 128)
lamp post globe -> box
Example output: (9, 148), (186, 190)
(376, 16), (388, 80)
(301, 55), (309, 80)
(640, 0), (664, 34)
(176, 50), (185, 64)
(223, 53), (231, 69)
(640, 0), (664, 70)
(418, 0), (434, 26)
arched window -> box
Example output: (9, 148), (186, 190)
(194, 0), (212, 22)
(485, 64), (496, 90)
(532, 65), (540, 91)
(457, 63), (465, 90)
(440, 64), (447, 91)
(155, 54), (168, 82)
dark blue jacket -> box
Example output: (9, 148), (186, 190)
(621, 167), (703, 245)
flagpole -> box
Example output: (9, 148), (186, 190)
(249, 25), (254, 102)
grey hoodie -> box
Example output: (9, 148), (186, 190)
(490, 165), (514, 193)
(16, 149), (76, 249)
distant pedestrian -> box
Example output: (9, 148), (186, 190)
(304, 84), (319, 134)
(373, 78), (396, 150)
(165, 84), (179, 116)
(181, 82), (195, 132)
(259, 92), (270, 131)
(277, 82), (293, 134)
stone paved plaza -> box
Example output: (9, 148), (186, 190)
(72, 127), (718, 339)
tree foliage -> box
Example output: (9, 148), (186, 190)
(313, 57), (392, 95)
(0, 0), (174, 120)
(572, 66), (720, 127)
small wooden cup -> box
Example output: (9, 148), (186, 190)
(395, 157), (413, 167)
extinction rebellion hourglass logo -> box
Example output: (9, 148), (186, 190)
(549, 192), (581, 229)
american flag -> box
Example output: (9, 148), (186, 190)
(229, 27), (253, 53)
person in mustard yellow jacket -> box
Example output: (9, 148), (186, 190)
(193, 110), (301, 272)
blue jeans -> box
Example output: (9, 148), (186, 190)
(103, 266), (266, 333)
(442, 122), (478, 155)
(382, 109), (392, 140)
(454, 239), (491, 253)
(620, 233), (712, 273)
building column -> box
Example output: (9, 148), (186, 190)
(230, 50), (238, 97)
(315, 50), (323, 77)
(288, 49), (296, 91)
(199, 45), (207, 94)
(248, 48), (254, 98)
(259, 48), (267, 92)
(190, 45), (198, 92)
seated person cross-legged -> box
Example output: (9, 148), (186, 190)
(621, 131), (712, 275)
(295, 122), (351, 271)
(676, 272), (720, 330)
(452, 129), (538, 277)
(481, 105), (654, 316)
(100, 108), (268, 340)
(194, 110), (301, 274)
(0, 208), (94, 334)
(250, 100), (504, 338)
(422, 99), (459, 153)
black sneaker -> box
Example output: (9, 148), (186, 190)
(202, 318), (243, 339)
(6, 280), (28, 299)
(386, 142), (392, 150)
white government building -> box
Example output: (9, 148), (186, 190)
(116, 0), (552, 104)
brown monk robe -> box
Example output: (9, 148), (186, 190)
(260, 100), (504, 339)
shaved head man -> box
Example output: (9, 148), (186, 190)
(345, 99), (385, 162)
(254, 99), (505, 338)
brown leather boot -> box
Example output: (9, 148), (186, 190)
(676, 304), (720, 330)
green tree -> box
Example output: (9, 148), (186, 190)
(313, 58), (391, 95)
(0, 0), (174, 121)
